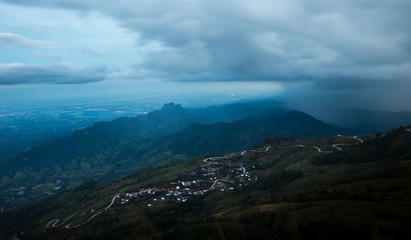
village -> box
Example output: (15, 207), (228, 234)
(45, 136), (367, 230)
(44, 145), (272, 230)
(116, 150), (264, 207)
(114, 137), (364, 208)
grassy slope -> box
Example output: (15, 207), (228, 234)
(1, 128), (411, 240)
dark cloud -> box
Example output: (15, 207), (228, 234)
(2, 0), (411, 91)
(0, 32), (54, 48)
(0, 63), (107, 84)
(313, 77), (389, 91)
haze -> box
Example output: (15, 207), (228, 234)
(1, 0), (410, 112)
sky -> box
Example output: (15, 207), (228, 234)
(0, 0), (410, 110)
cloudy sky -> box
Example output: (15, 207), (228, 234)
(0, 0), (410, 110)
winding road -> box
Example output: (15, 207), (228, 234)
(45, 136), (366, 230)
(352, 136), (364, 143)
(241, 145), (271, 156)
(294, 136), (364, 153)
(311, 146), (334, 153)
(45, 212), (77, 229)
(105, 194), (120, 210)
(332, 144), (349, 151)
(47, 150), (250, 230)
(46, 194), (120, 230)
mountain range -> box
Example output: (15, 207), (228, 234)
(1, 126), (410, 239)
(0, 101), (340, 210)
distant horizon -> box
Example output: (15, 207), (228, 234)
(1, 0), (410, 113)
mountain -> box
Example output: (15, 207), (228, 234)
(1, 103), (204, 170)
(0, 103), (340, 210)
(157, 108), (340, 155)
(1, 127), (410, 240)
(0, 103), (205, 207)
(186, 99), (284, 123)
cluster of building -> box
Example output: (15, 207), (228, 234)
(119, 188), (168, 205)
(116, 149), (268, 208)
(44, 178), (65, 196)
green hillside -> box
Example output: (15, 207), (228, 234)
(157, 109), (340, 155)
(0, 103), (206, 209)
(0, 104), (340, 210)
(1, 127), (410, 240)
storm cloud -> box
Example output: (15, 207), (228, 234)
(2, 0), (411, 90)
(1, 0), (410, 114)
(0, 63), (107, 84)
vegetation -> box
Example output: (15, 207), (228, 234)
(0, 104), (340, 210)
(1, 126), (410, 239)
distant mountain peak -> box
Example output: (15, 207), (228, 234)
(162, 102), (183, 109)
(162, 102), (183, 110)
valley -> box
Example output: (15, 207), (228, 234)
(0, 102), (340, 210)
(0, 101), (410, 240)
(43, 135), (363, 231)
(3, 128), (409, 239)
(2, 1), (410, 239)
